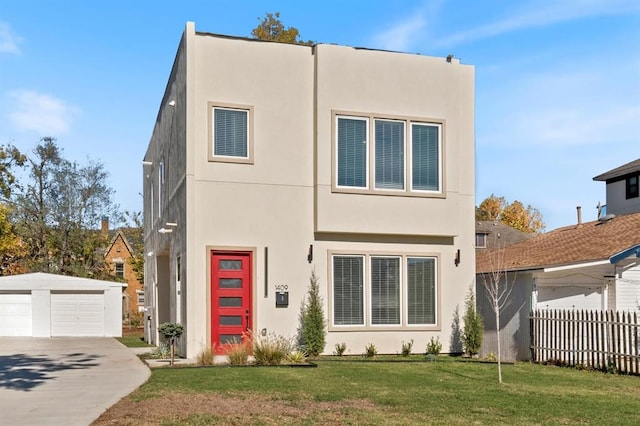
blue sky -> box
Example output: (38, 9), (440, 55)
(1, 1), (638, 230)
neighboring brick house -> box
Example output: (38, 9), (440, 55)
(102, 218), (144, 322)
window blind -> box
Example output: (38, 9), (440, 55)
(375, 120), (404, 189)
(370, 257), (400, 325)
(333, 256), (364, 325)
(214, 108), (248, 157)
(407, 257), (436, 324)
(412, 124), (439, 191)
(337, 118), (367, 188)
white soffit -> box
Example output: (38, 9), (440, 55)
(543, 260), (610, 273)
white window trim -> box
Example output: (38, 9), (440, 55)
(335, 115), (370, 190)
(369, 255), (403, 327)
(208, 102), (254, 164)
(373, 119), (407, 192)
(329, 252), (440, 331)
(409, 122), (443, 194)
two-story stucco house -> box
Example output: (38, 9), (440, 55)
(143, 22), (475, 358)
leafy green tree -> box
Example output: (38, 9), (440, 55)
(462, 286), (483, 357)
(251, 12), (313, 45)
(12, 137), (121, 276)
(0, 143), (26, 199)
(0, 203), (27, 275)
(298, 270), (326, 357)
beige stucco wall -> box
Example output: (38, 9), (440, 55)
(145, 22), (475, 358)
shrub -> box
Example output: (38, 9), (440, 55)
(298, 270), (326, 357)
(253, 332), (294, 365)
(426, 337), (442, 355)
(158, 322), (184, 366)
(287, 350), (307, 364)
(425, 354), (437, 362)
(462, 287), (483, 357)
(401, 339), (414, 357)
(196, 345), (216, 366)
(149, 342), (171, 359)
(225, 342), (250, 365)
(364, 343), (377, 358)
(333, 342), (347, 356)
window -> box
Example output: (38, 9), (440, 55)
(115, 262), (124, 278)
(333, 256), (364, 325)
(136, 290), (144, 306)
(332, 254), (438, 328)
(335, 112), (443, 195)
(475, 233), (487, 248)
(337, 117), (368, 188)
(210, 103), (254, 163)
(627, 175), (639, 199)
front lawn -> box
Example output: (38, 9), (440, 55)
(94, 357), (640, 425)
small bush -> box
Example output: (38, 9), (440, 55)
(334, 342), (347, 356)
(484, 352), (497, 362)
(253, 332), (294, 365)
(425, 354), (437, 362)
(149, 342), (171, 359)
(298, 270), (326, 357)
(426, 337), (442, 355)
(225, 342), (250, 365)
(401, 339), (414, 357)
(196, 345), (216, 366)
(287, 350), (307, 364)
(364, 343), (377, 358)
(462, 287), (483, 357)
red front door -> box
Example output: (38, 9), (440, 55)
(211, 251), (252, 354)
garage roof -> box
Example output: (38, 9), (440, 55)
(0, 272), (125, 291)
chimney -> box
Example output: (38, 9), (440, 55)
(101, 216), (109, 237)
(576, 206), (582, 227)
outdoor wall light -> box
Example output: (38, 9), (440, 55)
(454, 249), (461, 267)
(307, 244), (313, 263)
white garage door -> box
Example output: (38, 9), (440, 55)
(536, 286), (603, 310)
(0, 293), (32, 336)
(51, 292), (105, 336)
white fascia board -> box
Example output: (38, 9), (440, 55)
(543, 260), (609, 273)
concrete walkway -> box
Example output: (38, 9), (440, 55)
(0, 337), (150, 425)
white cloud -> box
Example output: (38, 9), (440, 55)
(373, 13), (427, 52)
(0, 22), (22, 54)
(8, 90), (78, 135)
(436, 0), (640, 48)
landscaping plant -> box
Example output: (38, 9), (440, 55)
(401, 339), (414, 357)
(252, 332), (295, 365)
(426, 337), (442, 356)
(462, 287), (483, 357)
(364, 343), (377, 358)
(157, 322), (184, 366)
(298, 270), (326, 357)
(225, 341), (250, 365)
(333, 342), (347, 356)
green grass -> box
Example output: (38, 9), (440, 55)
(116, 335), (153, 348)
(126, 357), (640, 425)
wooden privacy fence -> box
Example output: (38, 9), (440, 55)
(530, 309), (640, 374)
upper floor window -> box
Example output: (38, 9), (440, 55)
(335, 112), (443, 196)
(115, 261), (125, 278)
(626, 175), (639, 199)
(475, 233), (487, 248)
(209, 103), (254, 164)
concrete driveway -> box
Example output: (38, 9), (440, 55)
(0, 337), (150, 425)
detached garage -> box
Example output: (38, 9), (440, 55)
(0, 272), (123, 337)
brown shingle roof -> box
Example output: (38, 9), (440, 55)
(593, 158), (640, 182)
(475, 221), (534, 249)
(476, 212), (640, 273)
